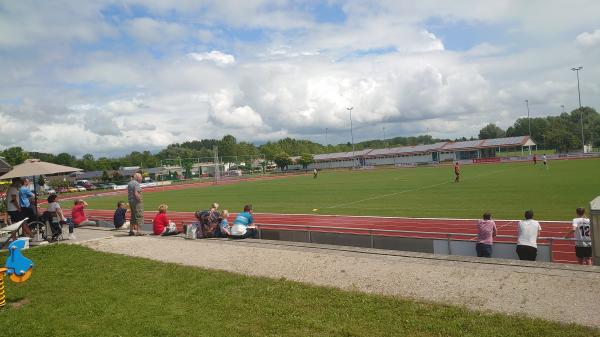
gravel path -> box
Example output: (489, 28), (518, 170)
(79, 230), (600, 328)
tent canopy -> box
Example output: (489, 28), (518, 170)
(0, 159), (82, 180)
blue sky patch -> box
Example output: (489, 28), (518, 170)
(424, 17), (512, 51)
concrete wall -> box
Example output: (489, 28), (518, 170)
(259, 229), (551, 262)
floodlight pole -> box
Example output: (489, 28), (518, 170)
(524, 100), (531, 155)
(347, 107), (356, 168)
(571, 66), (585, 153)
(524, 99), (531, 136)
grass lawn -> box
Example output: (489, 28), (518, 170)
(1, 244), (598, 337)
(86, 158), (600, 220)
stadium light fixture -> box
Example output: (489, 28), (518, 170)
(571, 66), (585, 153)
(524, 99), (531, 136)
(347, 107), (356, 167)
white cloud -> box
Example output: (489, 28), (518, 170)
(1, 1), (600, 156)
(576, 29), (600, 49)
(188, 51), (236, 66)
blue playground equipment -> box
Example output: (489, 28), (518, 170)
(0, 239), (34, 307)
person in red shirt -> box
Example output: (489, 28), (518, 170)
(152, 204), (180, 236)
(454, 162), (460, 183)
(533, 154), (537, 165)
(71, 199), (97, 227)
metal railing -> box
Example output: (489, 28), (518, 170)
(80, 214), (577, 262)
(255, 222), (578, 262)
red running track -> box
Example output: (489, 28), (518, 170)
(71, 209), (578, 264)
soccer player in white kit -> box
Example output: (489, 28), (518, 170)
(568, 207), (592, 265)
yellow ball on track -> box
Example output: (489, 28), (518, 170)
(312, 208), (318, 212)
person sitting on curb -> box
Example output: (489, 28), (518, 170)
(113, 201), (128, 230)
(216, 210), (230, 238)
(208, 202), (220, 235)
(152, 204), (180, 236)
(71, 199), (97, 228)
(230, 204), (256, 239)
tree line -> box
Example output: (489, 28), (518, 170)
(478, 107), (599, 151)
(2, 107), (598, 170)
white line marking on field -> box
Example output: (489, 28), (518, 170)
(325, 167), (516, 210)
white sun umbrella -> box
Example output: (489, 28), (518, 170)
(0, 159), (82, 210)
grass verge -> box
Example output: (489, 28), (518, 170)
(1, 244), (598, 337)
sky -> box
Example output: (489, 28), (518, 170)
(1, 0), (600, 157)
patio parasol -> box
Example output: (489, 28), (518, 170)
(0, 159), (82, 211)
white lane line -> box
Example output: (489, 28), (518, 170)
(325, 167), (517, 210)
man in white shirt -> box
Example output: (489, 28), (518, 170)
(568, 207), (592, 265)
(516, 210), (542, 261)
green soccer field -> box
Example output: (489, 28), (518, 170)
(86, 158), (600, 221)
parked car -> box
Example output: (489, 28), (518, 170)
(75, 186), (86, 192)
(45, 188), (56, 195)
(76, 180), (96, 190)
(57, 187), (68, 193)
(68, 187), (79, 193)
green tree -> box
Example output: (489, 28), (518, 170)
(273, 152), (292, 171)
(218, 135), (238, 158)
(182, 161), (193, 179)
(55, 152), (76, 167)
(37, 175), (46, 188)
(1, 146), (28, 165)
(296, 153), (314, 169)
(478, 123), (505, 139)
(101, 170), (110, 182)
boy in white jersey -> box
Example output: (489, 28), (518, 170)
(567, 207), (592, 265)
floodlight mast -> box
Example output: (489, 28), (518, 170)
(347, 107), (356, 167)
(524, 99), (531, 155)
(571, 66), (585, 153)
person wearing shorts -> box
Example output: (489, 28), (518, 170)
(542, 154), (548, 169)
(568, 207), (592, 265)
(127, 173), (144, 236)
(6, 178), (27, 231)
(476, 212), (497, 258)
(516, 210), (541, 261)
(454, 162), (460, 183)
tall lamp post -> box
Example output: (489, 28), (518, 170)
(524, 99), (532, 154)
(524, 99), (531, 136)
(571, 66), (585, 153)
(347, 107), (356, 167)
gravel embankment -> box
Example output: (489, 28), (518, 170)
(78, 230), (600, 328)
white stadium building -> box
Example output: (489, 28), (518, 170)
(289, 136), (537, 170)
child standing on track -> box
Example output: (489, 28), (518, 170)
(567, 207), (592, 265)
